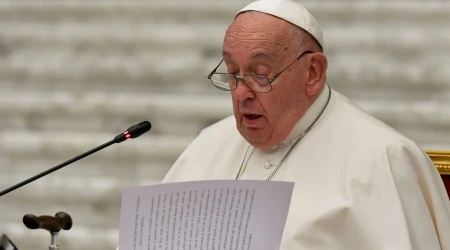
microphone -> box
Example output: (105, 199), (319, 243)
(0, 121), (151, 197)
(113, 120), (151, 143)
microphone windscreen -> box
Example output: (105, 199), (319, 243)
(114, 121), (151, 143)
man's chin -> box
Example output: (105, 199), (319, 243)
(238, 128), (273, 149)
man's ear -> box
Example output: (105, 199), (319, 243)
(305, 53), (328, 96)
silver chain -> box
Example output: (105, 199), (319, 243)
(235, 84), (332, 180)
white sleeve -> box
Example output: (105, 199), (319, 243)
(349, 142), (450, 250)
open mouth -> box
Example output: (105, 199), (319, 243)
(244, 114), (262, 120)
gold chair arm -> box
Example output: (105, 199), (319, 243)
(425, 150), (450, 175)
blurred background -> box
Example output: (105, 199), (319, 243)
(0, 1), (449, 250)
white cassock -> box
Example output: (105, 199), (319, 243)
(162, 84), (450, 250)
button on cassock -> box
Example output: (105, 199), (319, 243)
(263, 161), (273, 169)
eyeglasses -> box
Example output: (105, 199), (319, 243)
(207, 50), (312, 93)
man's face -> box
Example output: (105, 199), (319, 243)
(223, 12), (312, 149)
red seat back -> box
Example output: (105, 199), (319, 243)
(442, 175), (450, 199)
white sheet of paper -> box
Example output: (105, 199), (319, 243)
(119, 180), (294, 250)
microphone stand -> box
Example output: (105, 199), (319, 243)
(0, 140), (114, 197)
(0, 120), (151, 197)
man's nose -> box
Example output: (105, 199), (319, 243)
(232, 76), (256, 101)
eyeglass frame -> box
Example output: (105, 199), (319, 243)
(207, 50), (313, 93)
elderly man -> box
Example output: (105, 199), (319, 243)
(162, 0), (450, 249)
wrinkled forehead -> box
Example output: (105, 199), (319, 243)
(223, 12), (294, 58)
